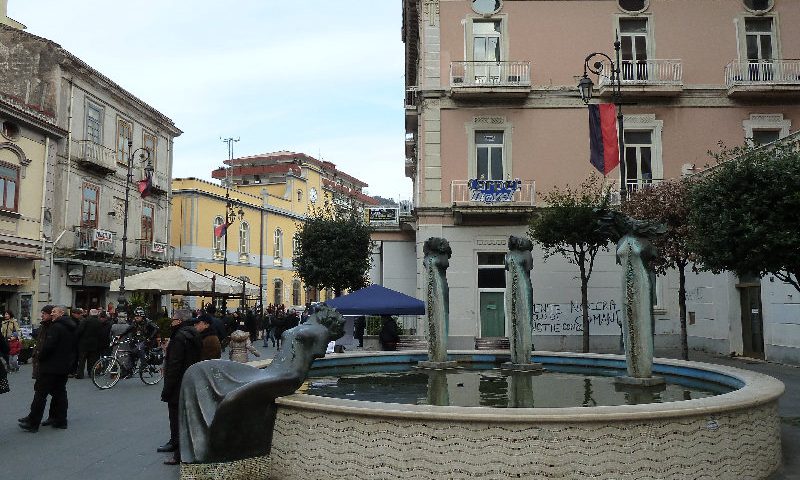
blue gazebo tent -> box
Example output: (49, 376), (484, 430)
(324, 284), (425, 315)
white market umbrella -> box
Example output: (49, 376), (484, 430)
(109, 265), (216, 294)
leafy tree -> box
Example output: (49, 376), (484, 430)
(528, 175), (615, 353)
(688, 139), (800, 292)
(622, 180), (694, 360)
(293, 197), (374, 296)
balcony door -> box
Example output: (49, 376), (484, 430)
(141, 203), (154, 257)
(619, 18), (649, 81)
(623, 130), (653, 193)
(472, 20), (502, 84)
(745, 17), (775, 81)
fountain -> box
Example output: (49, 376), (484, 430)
(501, 235), (542, 372)
(180, 236), (785, 480)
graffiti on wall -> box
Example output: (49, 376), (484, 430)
(532, 300), (622, 335)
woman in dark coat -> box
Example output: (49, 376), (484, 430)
(378, 316), (400, 351)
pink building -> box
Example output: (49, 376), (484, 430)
(402, 0), (800, 362)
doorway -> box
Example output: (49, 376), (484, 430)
(73, 287), (105, 310)
(739, 285), (764, 359)
(478, 252), (505, 337)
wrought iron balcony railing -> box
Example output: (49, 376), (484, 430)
(73, 226), (115, 254)
(450, 61), (531, 87)
(597, 59), (683, 86)
(725, 60), (800, 87)
(451, 179), (535, 206)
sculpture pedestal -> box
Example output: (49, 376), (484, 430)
(416, 360), (460, 370)
(500, 362), (543, 373)
(614, 375), (666, 388)
(180, 456), (271, 480)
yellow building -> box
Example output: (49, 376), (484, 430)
(0, 95), (65, 322)
(171, 151), (377, 311)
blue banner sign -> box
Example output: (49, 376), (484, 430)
(467, 178), (522, 203)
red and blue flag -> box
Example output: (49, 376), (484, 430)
(588, 103), (620, 175)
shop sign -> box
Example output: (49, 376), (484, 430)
(368, 207), (399, 225)
(93, 229), (114, 244)
(467, 178), (522, 203)
(151, 242), (168, 254)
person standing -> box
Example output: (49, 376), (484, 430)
(1, 310), (20, 339)
(7, 333), (21, 372)
(19, 305), (77, 432)
(159, 309), (201, 465)
(197, 317), (221, 361)
(354, 315), (366, 348)
(67, 308), (85, 377)
(75, 309), (102, 379)
(228, 322), (261, 363)
(98, 311), (113, 356)
(378, 316), (400, 351)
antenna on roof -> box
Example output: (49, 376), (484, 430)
(220, 137), (240, 187)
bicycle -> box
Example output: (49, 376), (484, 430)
(91, 336), (164, 390)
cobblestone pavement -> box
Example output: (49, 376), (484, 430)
(0, 345), (797, 480)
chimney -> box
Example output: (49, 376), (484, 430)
(1, 0), (27, 29)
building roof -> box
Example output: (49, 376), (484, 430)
(214, 150), (369, 188)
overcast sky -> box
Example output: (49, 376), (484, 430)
(8, 1), (411, 201)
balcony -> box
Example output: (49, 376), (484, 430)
(450, 179), (535, 224)
(73, 226), (115, 255)
(73, 140), (117, 174)
(405, 132), (416, 158)
(725, 60), (800, 97)
(606, 178), (664, 205)
(137, 239), (169, 263)
(150, 172), (169, 195)
(596, 59), (683, 97)
(405, 87), (418, 130)
(449, 61), (531, 99)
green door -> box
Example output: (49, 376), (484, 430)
(480, 291), (505, 337)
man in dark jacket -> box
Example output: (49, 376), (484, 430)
(159, 309), (202, 465)
(75, 309), (102, 379)
(19, 305), (77, 432)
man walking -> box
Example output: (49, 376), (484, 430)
(75, 308), (102, 379)
(18, 305), (77, 432)
(159, 309), (201, 465)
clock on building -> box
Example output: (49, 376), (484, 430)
(309, 187), (318, 203)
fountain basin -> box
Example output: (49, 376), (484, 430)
(183, 351), (783, 480)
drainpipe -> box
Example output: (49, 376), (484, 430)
(39, 137), (50, 255)
(63, 79), (75, 232)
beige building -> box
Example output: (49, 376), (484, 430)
(403, 0), (800, 362)
(0, 13), (181, 313)
(172, 152), (377, 311)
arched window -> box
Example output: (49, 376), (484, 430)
(292, 280), (302, 306)
(292, 235), (300, 257)
(273, 228), (283, 258)
(212, 216), (224, 258)
(274, 278), (283, 306)
(239, 221), (249, 260)
(297, 189), (303, 202)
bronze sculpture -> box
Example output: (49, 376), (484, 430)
(178, 306), (344, 464)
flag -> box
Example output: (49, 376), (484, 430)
(137, 172), (153, 198)
(588, 103), (620, 175)
(214, 221), (232, 238)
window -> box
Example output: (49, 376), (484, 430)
(116, 118), (133, 164)
(478, 252), (505, 337)
(743, 0), (773, 13)
(212, 216), (224, 258)
(239, 221), (250, 259)
(141, 203), (154, 256)
(306, 286), (318, 303)
(472, 21), (501, 83)
(743, 114), (791, 144)
(618, 0), (648, 13)
(743, 17), (775, 81)
(619, 17), (649, 81)
(292, 236), (299, 257)
(0, 162), (19, 212)
(1, 121), (20, 141)
(143, 131), (157, 170)
(81, 183), (100, 228)
(273, 228), (283, 258)
(297, 189), (303, 202)
(274, 279), (283, 306)
(86, 102), (103, 144)
(622, 114), (663, 192)
(292, 280), (302, 306)
(476, 131), (504, 180)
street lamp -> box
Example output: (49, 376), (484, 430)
(118, 139), (154, 308)
(578, 35), (627, 202)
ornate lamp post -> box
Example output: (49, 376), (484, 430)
(118, 140), (154, 308)
(578, 35), (627, 201)
(222, 194), (245, 276)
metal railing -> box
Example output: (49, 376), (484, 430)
(405, 87), (418, 109)
(75, 140), (117, 172)
(725, 60), (800, 87)
(597, 59), (683, 86)
(450, 61), (531, 87)
(136, 239), (168, 261)
(606, 178), (664, 204)
(150, 172), (169, 194)
(73, 226), (116, 254)
(451, 179), (535, 205)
